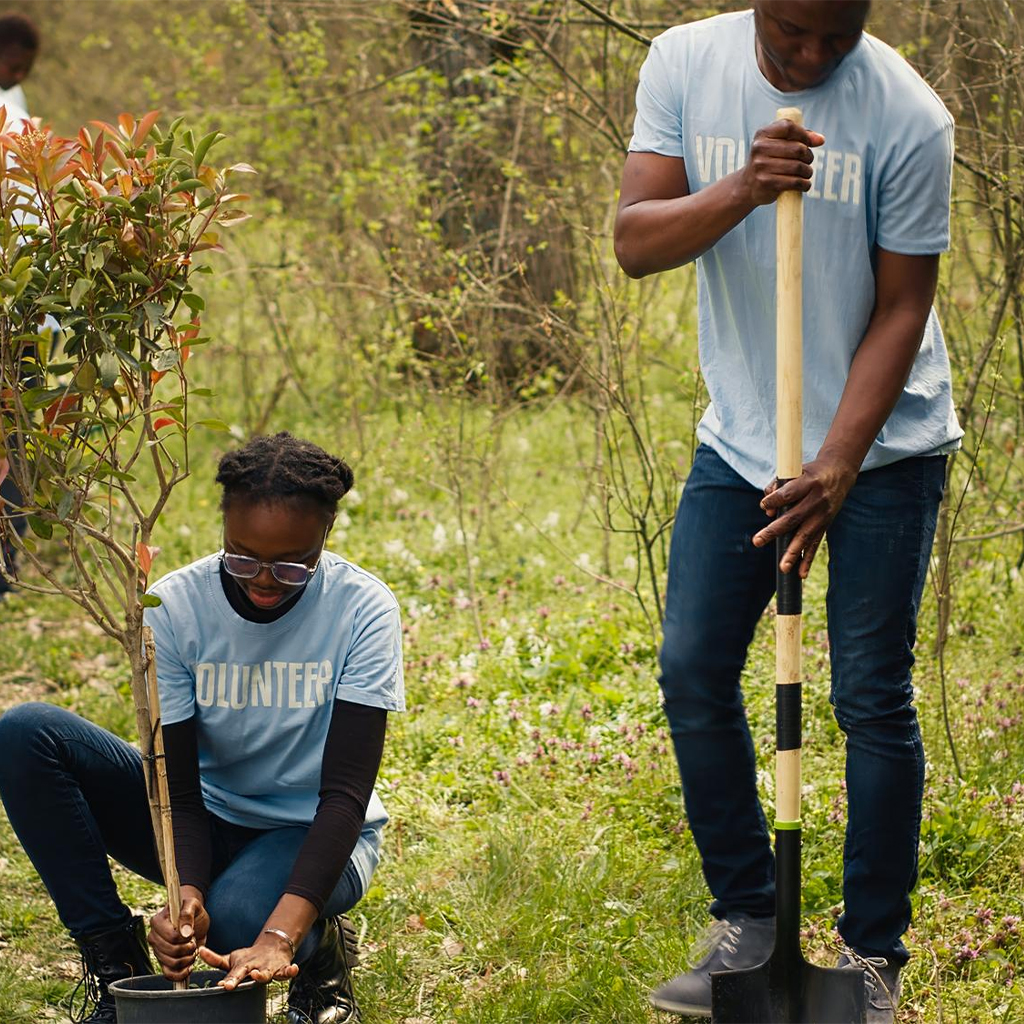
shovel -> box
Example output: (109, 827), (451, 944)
(710, 107), (866, 1024)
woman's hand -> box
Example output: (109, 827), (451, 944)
(198, 931), (300, 990)
(148, 892), (210, 982)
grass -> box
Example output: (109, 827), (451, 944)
(0, 399), (1022, 1023)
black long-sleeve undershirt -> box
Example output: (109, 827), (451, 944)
(163, 702), (386, 912)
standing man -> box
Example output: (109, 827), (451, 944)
(614, 3), (960, 1022)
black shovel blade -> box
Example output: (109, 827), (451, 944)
(711, 956), (866, 1023)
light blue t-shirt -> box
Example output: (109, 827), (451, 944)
(629, 10), (963, 488)
(145, 550), (404, 883)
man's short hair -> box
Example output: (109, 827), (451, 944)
(0, 13), (40, 54)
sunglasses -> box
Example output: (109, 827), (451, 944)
(221, 528), (328, 587)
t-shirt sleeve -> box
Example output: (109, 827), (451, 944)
(334, 598), (405, 712)
(627, 36), (684, 158)
(875, 121), (953, 255)
(143, 595), (196, 726)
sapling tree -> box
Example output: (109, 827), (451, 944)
(0, 109), (251, 912)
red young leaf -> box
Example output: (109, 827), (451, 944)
(133, 110), (161, 148)
(152, 417), (178, 431)
(136, 542), (161, 576)
(104, 140), (130, 172)
(89, 119), (121, 137)
(42, 394), (80, 426)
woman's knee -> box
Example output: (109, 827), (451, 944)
(0, 702), (59, 777)
(204, 885), (276, 952)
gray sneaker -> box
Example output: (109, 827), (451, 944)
(649, 914), (776, 1017)
(837, 952), (901, 1024)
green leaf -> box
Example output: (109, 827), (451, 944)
(151, 349), (180, 372)
(27, 515), (53, 540)
(56, 490), (74, 521)
(169, 178), (205, 194)
(181, 292), (205, 314)
(69, 276), (92, 309)
(141, 593), (163, 608)
(192, 130), (224, 170)
(98, 350), (120, 388)
(118, 270), (153, 287)
(191, 418), (230, 432)
(143, 301), (167, 329)
(74, 361), (98, 391)
(86, 247), (108, 274)
(216, 208), (251, 227)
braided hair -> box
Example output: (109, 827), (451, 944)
(216, 432), (353, 519)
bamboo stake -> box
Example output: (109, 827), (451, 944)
(141, 625), (188, 991)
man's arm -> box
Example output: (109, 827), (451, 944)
(754, 249), (940, 576)
(614, 120), (824, 279)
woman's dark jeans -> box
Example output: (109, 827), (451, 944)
(0, 702), (369, 962)
(658, 444), (945, 965)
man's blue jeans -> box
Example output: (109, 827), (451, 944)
(0, 702), (375, 962)
(658, 444), (945, 966)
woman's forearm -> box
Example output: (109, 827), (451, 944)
(259, 892), (320, 957)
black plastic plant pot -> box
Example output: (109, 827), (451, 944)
(109, 969), (267, 1024)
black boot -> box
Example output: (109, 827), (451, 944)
(286, 915), (360, 1024)
(69, 915), (154, 1024)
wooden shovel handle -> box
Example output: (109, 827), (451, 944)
(776, 106), (803, 481)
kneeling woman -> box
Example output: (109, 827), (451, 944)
(0, 432), (404, 1024)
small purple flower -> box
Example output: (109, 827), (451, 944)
(955, 944), (982, 962)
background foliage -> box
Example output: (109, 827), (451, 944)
(0, 2), (1021, 1022)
